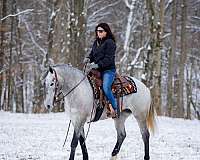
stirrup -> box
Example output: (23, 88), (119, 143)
(112, 110), (119, 119)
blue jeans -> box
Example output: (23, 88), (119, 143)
(102, 69), (117, 111)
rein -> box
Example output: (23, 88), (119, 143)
(56, 75), (87, 102)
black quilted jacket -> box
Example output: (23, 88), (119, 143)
(89, 38), (116, 72)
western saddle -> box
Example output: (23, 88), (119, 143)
(87, 69), (137, 119)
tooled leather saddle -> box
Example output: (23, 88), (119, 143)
(87, 69), (137, 121)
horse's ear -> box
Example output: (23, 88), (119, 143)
(49, 66), (53, 74)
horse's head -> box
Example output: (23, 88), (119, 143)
(43, 66), (59, 112)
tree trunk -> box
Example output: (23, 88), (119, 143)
(120, 0), (135, 73)
(159, 0), (164, 35)
(177, 0), (187, 118)
(68, 0), (86, 69)
(186, 64), (192, 119)
(145, 0), (162, 115)
(47, 0), (56, 66)
(16, 20), (24, 113)
(0, 0), (7, 110)
(167, 0), (177, 117)
(8, 0), (16, 111)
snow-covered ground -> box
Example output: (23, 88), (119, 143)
(0, 111), (200, 160)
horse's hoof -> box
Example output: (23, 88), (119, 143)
(110, 155), (117, 160)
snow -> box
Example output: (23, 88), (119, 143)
(0, 111), (200, 160)
(1, 9), (34, 21)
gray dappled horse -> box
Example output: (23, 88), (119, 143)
(43, 64), (156, 160)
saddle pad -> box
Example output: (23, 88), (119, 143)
(112, 76), (137, 97)
(87, 72), (137, 99)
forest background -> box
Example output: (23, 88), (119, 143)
(0, 0), (199, 120)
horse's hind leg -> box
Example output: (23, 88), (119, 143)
(112, 112), (131, 157)
(79, 127), (88, 160)
(137, 119), (150, 160)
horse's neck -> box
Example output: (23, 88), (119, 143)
(56, 65), (84, 90)
(57, 65), (89, 112)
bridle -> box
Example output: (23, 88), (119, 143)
(52, 68), (62, 105)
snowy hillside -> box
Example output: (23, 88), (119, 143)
(0, 111), (200, 160)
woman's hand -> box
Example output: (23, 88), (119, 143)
(83, 57), (90, 63)
(88, 62), (98, 69)
(85, 62), (99, 73)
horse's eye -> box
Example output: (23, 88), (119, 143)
(50, 83), (54, 86)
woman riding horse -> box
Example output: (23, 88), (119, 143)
(44, 64), (156, 160)
(84, 23), (118, 118)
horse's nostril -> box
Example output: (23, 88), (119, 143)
(47, 105), (50, 109)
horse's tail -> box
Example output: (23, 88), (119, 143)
(146, 97), (157, 135)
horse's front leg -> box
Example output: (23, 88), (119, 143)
(79, 127), (88, 160)
(69, 130), (79, 160)
(69, 126), (88, 160)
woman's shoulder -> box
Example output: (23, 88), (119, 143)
(104, 38), (115, 45)
(104, 39), (116, 48)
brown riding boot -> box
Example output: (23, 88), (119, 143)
(110, 109), (117, 118)
(107, 104), (119, 118)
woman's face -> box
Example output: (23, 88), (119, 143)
(96, 27), (107, 39)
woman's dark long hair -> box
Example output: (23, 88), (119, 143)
(95, 23), (116, 42)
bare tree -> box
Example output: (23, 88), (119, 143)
(68, 0), (86, 68)
(7, 0), (17, 111)
(177, 0), (187, 118)
(186, 62), (193, 119)
(0, 0), (199, 117)
(167, 0), (177, 117)
(47, 0), (61, 65)
(0, 0), (7, 110)
(120, 0), (136, 72)
(145, 0), (162, 115)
